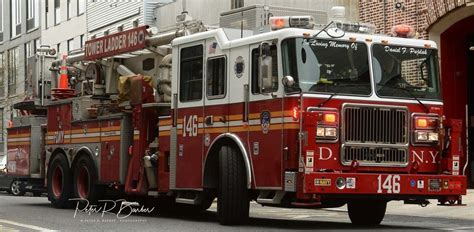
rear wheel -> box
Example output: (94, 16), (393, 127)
(10, 179), (25, 196)
(217, 145), (249, 225)
(73, 156), (102, 203)
(348, 200), (387, 226)
(47, 154), (73, 208)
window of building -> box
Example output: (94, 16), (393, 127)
(78, 0), (85, 15)
(206, 57), (226, 99)
(0, 108), (3, 152)
(25, 40), (38, 57)
(0, 1), (3, 42)
(7, 47), (19, 95)
(0, 53), (4, 97)
(11, 0), (22, 37)
(80, 34), (84, 48)
(27, 0), (40, 30)
(54, 0), (61, 25)
(67, 39), (74, 52)
(67, 0), (73, 19)
(45, 0), (48, 28)
(179, 45), (203, 102)
(231, 0), (244, 9)
(56, 43), (60, 55)
(251, 45), (278, 94)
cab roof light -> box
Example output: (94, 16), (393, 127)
(270, 16), (315, 30)
(333, 21), (375, 34)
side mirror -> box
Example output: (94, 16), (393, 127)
(282, 76), (295, 88)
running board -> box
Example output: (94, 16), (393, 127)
(256, 191), (286, 204)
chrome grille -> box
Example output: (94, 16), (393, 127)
(342, 104), (408, 166)
(343, 105), (407, 144)
(342, 146), (408, 165)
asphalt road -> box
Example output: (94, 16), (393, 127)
(0, 191), (473, 231)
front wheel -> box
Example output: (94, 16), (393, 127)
(10, 179), (25, 196)
(217, 145), (249, 225)
(348, 200), (387, 226)
(47, 154), (73, 208)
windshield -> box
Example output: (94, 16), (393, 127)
(282, 38), (371, 95)
(372, 44), (441, 100)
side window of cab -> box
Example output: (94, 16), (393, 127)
(251, 43), (278, 94)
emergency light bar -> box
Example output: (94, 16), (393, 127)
(333, 21), (375, 34)
(270, 16), (315, 30)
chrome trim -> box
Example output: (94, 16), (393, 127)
(169, 127), (177, 189)
(205, 133), (252, 189)
(410, 112), (441, 147)
(307, 107), (339, 143)
(341, 144), (409, 167)
(341, 103), (409, 167)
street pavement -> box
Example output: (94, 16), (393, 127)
(0, 190), (473, 231)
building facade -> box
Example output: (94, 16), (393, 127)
(41, 0), (87, 57)
(0, 0), (41, 167)
(359, 0), (474, 186)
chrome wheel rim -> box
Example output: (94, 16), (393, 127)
(11, 180), (21, 195)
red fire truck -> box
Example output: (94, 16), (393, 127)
(6, 13), (467, 226)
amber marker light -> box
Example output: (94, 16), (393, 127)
(323, 113), (336, 124)
(416, 118), (428, 128)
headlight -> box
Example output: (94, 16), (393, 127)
(412, 114), (440, 145)
(428, 132), (438, 142)
(416, 131), (428, 141)
(316, 127), (337, 140)
(317, 127), (325, 137)
(325, 128), (337, 137)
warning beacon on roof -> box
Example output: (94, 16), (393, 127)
(84, 26), (148, 60)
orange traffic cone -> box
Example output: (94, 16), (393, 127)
(59, 55), (69, 89)
(51, 54), (76, 99)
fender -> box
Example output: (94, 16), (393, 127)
(73, 146), (99, 171)
(206, 133), (252, 189)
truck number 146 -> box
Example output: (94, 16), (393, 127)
(377, 175), (401, 194)
(183, 115), (198, 137)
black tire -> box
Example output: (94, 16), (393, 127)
(217, 145), (249, 225)
(47, 154), (73, 208)
(10, 179), (25, 196)
(348, 200), (387, 226)
(73, 156), (102, 203)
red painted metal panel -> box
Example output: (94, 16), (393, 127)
(6, 127), (32, 177)
(304, 172), (466, 196)
(100, 119), (122, 183)
(84, 26), (147, 60)
(248, 98), (283, 188)
(176, 107), (204, 189)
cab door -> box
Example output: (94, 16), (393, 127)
(203, 42), (229, 158)
(247, 42), (284, 188)
(175, 42), (205, 189)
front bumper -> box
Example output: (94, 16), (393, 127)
(304, 172), (466, 196)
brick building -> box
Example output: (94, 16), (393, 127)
(360, 0), (474, 186)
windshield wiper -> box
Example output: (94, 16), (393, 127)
(318, 83), (370, 107)
(377, 83), (429, 113)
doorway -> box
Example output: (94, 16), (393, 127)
(440, 15), (474, 188)
(467, 34), (474, 187)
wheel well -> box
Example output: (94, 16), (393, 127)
(71, 150), (96, 172)
(50, 148), (69, 168)
(203, 137), (250, 189)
